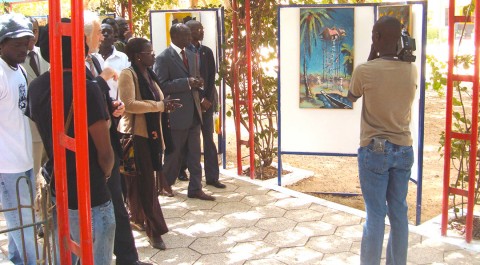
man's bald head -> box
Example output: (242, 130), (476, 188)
(372, 16), (402, 56)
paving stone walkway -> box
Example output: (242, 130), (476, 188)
(1, 172), (479, 264)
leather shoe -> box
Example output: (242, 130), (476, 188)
(149, 237), (166, 250)
(206, 180), (226, 189)
(188, 190), (215, 201)
(178, 170), (189, 181)
(117, 260), (153, 265)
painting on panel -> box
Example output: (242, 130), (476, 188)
(378, 5), (412, 34)
(299, 8), (354, 109)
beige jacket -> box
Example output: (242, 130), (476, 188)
(117, 67), (166, 147)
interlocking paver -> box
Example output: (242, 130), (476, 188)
(274, 197), (312, 210)
(212, 201), (252, 215)
(189, 236), (236, 254)
(182, 210), (223, 223)
(251, 205), (286, 218)
(241, 194), (278, 206)
(149, 247), (200, 265)
(294, 220), (336, 237)
(223, 226), (268, 242)
(2, 174), (480, 265)
(193, 252), (247, 265)
(307, 235), (352, 254)
(334, 224), (363, 241)
(284, 208), (324, 222)
(218, 212), (261, 227)
(255, 217), (297, 232)
(264, 229), (309, 248)
(274, 246), (324, 265)
(319, 251), (360, 265)
(230, 240), (279, 260)
(407, 245), (444, 264)
(321, 211), (362, 226)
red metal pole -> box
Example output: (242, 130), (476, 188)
(245, 0), (255, 179)
(465, 0), (480, 243)
(48, 0), (70, 262)
(71, 0), (94, 261)
(232, 0), (243, 175)
(128, 0), (134, 32)
(442, 0), (456, 237)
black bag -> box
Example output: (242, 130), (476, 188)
(119, 133), (136, 177)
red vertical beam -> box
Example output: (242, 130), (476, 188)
(128, 0), (134, 32)
(48, 0), (70, 263)
(71, 0), (93, 261)
(442, 0), (456, 237)
(245, 0), (255, 179)
(465, 0), (479, 243)
(232, 0), (243, 175)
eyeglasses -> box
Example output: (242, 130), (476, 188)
(139, 50), (155, 55)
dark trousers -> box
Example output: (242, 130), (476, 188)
(132, 136), (168, 239)
(108, 156), (138, 264)
(164, 123), (203, 194)
(180, 108), (219, 182)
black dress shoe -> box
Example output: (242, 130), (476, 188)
(188, 190), (216, 201)
(148, 237), (166, 250)
(206, 180), (226, 189)
(178, 170), (189, 181)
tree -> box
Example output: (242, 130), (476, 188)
(340, 42), (353, 77)
(300, 9), (332, 98)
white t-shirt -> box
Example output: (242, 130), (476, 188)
(0, 58), (33, 173)
(93, 47), (130, 99)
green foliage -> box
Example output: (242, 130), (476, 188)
(426, 4), (479, 216)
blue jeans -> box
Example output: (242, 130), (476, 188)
(0, 170), (39, 265)
(358, 140), (414, 265)
(53, 199), (116, 265)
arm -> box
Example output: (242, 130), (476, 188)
(153, 54), (190, 95)
(89, 119), (114, 178)
(118, 69), (165, 113)
(203, 48), (217, 102)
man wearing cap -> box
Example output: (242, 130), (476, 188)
(0, 13), (39, 265)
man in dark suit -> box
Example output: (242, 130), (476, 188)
(184, 20), (225, 189)
(154, 23), (215, 201)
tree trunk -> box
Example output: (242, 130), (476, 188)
(303, 55), (311, 98)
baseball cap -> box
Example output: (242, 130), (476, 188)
(0, 13), (34, 44)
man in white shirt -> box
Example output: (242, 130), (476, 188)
(0, 13), (38, 265)
(93, 23), (130, 99)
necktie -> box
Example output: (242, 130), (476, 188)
(86, 55), (97, 77)
(28, 51), (40, 77)
(181, 50), (189, 69)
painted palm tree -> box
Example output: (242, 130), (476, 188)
(341, 43), (354, 77)
(300, 9), (333, 99)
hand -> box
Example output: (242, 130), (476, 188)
(188, 77), (204, 89)
(99, 67), (118, 81)
(200, 98), (212, 112)
(111, 100), (125, 118)
(162, 95), (182, 112)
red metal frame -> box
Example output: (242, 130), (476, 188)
(442, 0), (479, 243)
(49, 0), (93, 263)
(231, 0), (255, 179)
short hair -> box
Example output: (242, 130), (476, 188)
(83, 10), (99, 37)
(124, 37), (150, 62)
(102, 17), (116, 27)
(185, 19), (201, 29)
(170, 23), (186, 39)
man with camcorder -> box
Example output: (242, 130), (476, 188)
(347, 16), (417, 265)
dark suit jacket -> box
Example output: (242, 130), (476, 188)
(154, 46), (202, 130)
(186, 44), (217, 109)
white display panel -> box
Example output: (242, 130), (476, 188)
(278, 4), (426, 182)
(150, 9), (220, 65)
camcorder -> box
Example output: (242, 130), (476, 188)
(397, 28), (416, 62)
